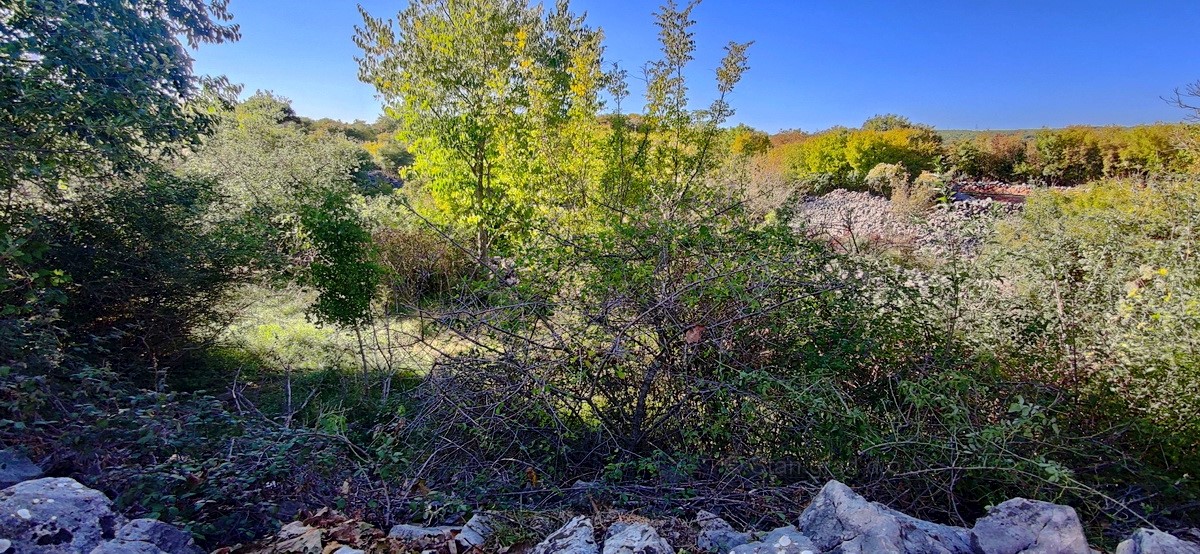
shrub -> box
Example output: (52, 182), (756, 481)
(990, 177), (1200, 443)
(373, 226), (473, 308)
(891, 171), (942, 216)
(1017, 127), (1104, 186)
(865, 162), (910, 195)
(37, 172), (259, 379)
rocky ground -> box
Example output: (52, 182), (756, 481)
(5, 448), (1198, 553)
(793, 189), (1023, 258)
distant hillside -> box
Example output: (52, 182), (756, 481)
(937, 129), (1042, 142)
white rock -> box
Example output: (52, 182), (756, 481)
(797, 480), (974, 554)
(971, 498), (1091, 554)
(0, 449), (43, 488)
(1115, 528), (1200, 554)
(695, 510), (750, 552)
(0, 477), (126, 554)
(530, 516), (599, 554)
(729, 526), (818, 554)
(602, 522), (673, 554)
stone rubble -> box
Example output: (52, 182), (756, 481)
(601, 521), (674, 554)
(1, 449), (1198, 554)
(1115, 528), (1200, 554)
(793, 188), (1021, 258)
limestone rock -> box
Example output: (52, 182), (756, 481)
(1115, 528), (1200, 554)
(0, 477), (126, 554)
(971, 498), (1091, 554)
(530, 516), (599, 554)
(457, 512), (494, 548)
(797, 480), (974, 554)
(113, 518), (204, 554)
(602, 522), (674, 554)
(0, 449), (43, 488)
(696, 510), (751, 552)
(387, 522), (460, 540)
(729, 525), (818, 554)
(89, 540), (170, 553)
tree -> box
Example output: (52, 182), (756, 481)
(355, 0), (604, 258)
(1, 0), (240, 360)
(0, 0), (239, 195)
(730, 124), (771, 157)
(179, 92), (368, 224)
(862, 113), (915, 132)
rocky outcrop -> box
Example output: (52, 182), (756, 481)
(602, 522), (674, 554)
(696, 510), (751, 552)
(386, 522), (459, 540)
(104, 518), (206, 554)
(794, 189), (1020, 258)
(0, 473), (202, 554)
(0, 449), (43, 488)
(530, 516), (600, 554)
(0, 477), (125, 553)
(731, 526), (819, 554)
(797, 480), (975, 554)
(12, 464), (1189, 554)
(970, 498), (1090, 554)
(1115, 528), (1200, 554)
(385, 511), (494, 548)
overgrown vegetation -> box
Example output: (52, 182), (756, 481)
(3, 0), (1199, 550)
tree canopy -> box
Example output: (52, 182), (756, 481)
(0, 0), (239, 194)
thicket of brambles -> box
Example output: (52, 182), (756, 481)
(2, 0), (1199, 550)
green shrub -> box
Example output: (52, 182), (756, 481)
(373, 226), (473, 308)
(991, 177), (1200, 445)
(865, 162), (910, 195)
(37, 172), (259, 379)
(891, 171), (943, 216)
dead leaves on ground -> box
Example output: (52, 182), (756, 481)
(213, 508), (488, 554)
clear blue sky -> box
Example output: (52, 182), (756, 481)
(190, 0), (1200, 132)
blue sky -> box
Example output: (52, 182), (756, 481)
(190, 1), (1200, 132)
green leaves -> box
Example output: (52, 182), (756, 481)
(0, 0), (238, 192)
(356, 0), (605, 256)
(300, 193), (381, 328)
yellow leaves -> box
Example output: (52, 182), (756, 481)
(515, 27), (528, 50)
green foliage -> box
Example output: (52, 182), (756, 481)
(890, 170), (944, 216)
(730, 124), (771, 157)
(947, 133), (1028, 181)
(8, 0), (1200, 546)
(782, 120), (941, 193)
(865, 162), (909, 195)
(179, 92), (371, 273)
(862, 113), (916, 131)
(356, 0), (605, 256)
(1018, 127), (1104, 186)
(786, 128), (855, 191)
(992, 177), (1200, 440)
(0, 0), (238, 192)
(300, 194), (380, 328)
(373, 226), (473, 307)
(948, 126), (1192, 185)
(35, 172), (259, 375)
(845, 127), (942, 177)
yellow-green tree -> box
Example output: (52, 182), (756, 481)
(355, 0), (604, 257)
(730, 124), (771, 157)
